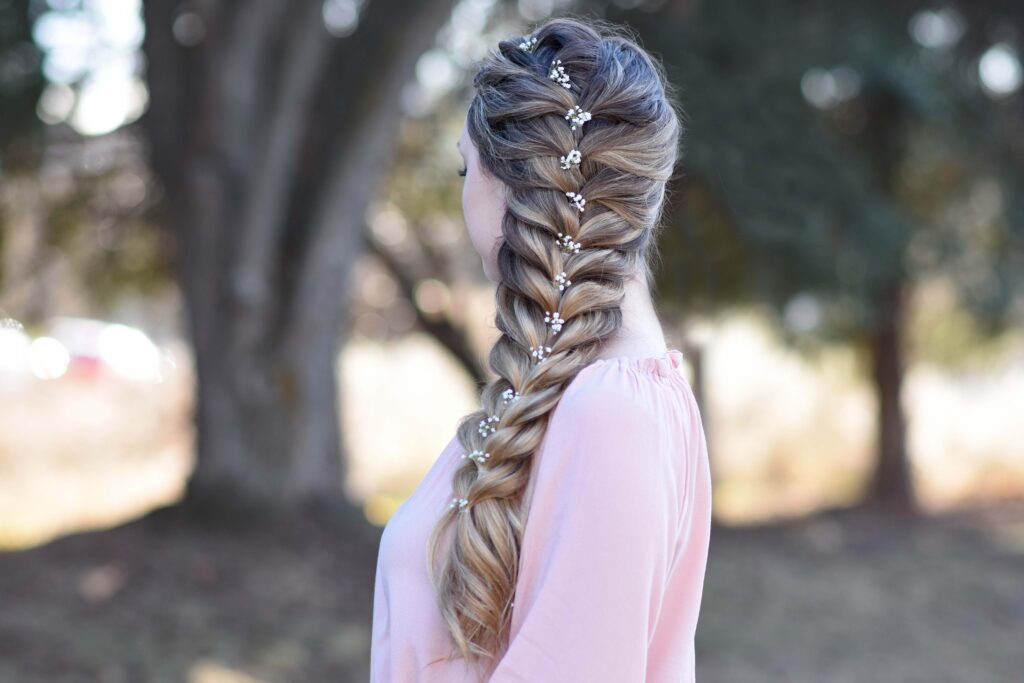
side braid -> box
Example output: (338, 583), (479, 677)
(425, 16), (683, 677)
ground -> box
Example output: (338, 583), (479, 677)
(1, 501), (1022, 682)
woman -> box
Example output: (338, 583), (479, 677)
(370, 16), (712, 682)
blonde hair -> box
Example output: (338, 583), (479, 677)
(425, 15), (684, 678)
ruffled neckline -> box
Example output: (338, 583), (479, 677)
(586, 348), (685, 378)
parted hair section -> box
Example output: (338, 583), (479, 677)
(424, 16), (684, 677)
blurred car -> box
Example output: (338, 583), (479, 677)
(0, 315), (167, 386)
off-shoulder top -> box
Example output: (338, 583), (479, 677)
(370, 348), (713, 682)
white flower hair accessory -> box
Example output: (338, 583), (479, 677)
(450, 496), (469, 513)
(557, 232), (582, 254)
(544, 310), (566, 334)
(554, 271), (572, 290)
(565, 191), (586, 212)
(501, 388), (521, 404)
(530, 345), (553, 362)
(518, 35), (538, 52)
(548, 59), (572, 89)
(461, 449), (491, 464)
(478, 414), (499, 436)
(560, 149), (582, 170)
(565, 105), (592, 130)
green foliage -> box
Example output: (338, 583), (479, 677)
(611, 0), (1023, 341)
(0, 0), (167, 316)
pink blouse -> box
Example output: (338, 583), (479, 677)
(370, 349), (712, 682)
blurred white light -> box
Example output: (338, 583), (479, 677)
(979, 43), (1022, 97)
(416, 49), (459, 93)
(33, 11), (93, 53)
(450, 0), (491, 33)
(0, 326), (30, 372)
(323, 0), (362, 37)
(784, 293), (822, 333)
(400, 81), (432, 117)
(909, 8), (965, 49)
(37, 82), (76, 124)
(70, 76), (148, 136)
(370, 203), (410, 247)
(830, 65), (862, 100)
(414, 279), (451, 315)
(93, 0), (145, 49)
(98, 324), (163, 383)
(34, 0), (147, 133)
(801, 66), (862, 109)
(444, 0), (496, 67)
(802, 68), (834, 109)
(34, 10), (93, 84)
(172, 11), (205, 46)
(29, 337), (71, 380)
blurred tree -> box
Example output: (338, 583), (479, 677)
(0, 0), (44, 305)
(141, 0), (456, 514)
(619, 0), (1024, 513)
(0, 0), (44, 170)
(366, 95), (497, 385)
(1, 1), (164, 325)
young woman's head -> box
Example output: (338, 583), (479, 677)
(429, 16), (684, 676)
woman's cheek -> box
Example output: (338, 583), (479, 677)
(462, 169), (505, 282)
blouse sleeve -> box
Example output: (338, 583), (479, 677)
(487, 383), (682, 682)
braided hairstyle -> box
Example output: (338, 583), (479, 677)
(425, 16), (684, 677)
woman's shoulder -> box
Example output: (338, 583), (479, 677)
(559, 349), (690, 410)
(525, 351), (697, 515)
(550, 349), (694, 439)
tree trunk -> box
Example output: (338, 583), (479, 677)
(863, 278), (915, 513)
(141, 0), (456, 515)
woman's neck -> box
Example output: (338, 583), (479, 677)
(594, 272), (669, 361)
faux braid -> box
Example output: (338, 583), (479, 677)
(425, 16), (684, 678)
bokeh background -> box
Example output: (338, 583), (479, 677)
(1, 0), (1023, 681)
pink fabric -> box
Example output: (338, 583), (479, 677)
(370, 349), (713, 682)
